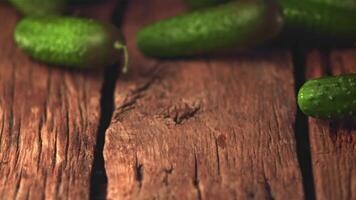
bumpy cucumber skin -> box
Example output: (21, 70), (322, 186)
(280, 0), (356, 40)
(15, 16), (123, 69)
(9, 0), (65, 15)
(136, 1), (282, 58)
(298, 74), (356, 119)
(183, 0), (228, 9)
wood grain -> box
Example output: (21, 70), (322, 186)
(104, 0), (305, 199)
(0, 2), (117, 199)
(306, 49), (356, 200)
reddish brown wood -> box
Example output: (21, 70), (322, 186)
(104, 0), (305, 199)
(0, 2), (117, 199)
(306, 50), (356, 200)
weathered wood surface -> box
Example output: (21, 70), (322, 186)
(0, 2), (117, 199)
(306, 50), (356, 200)
(104, 0), (305, 199)
(3, 0), (356, 198)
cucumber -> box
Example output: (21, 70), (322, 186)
(302, 0), (356, 8)
(9, 0), (66, 15)
(136, 0), (283, 58)
(280, 0), (356, 41)
(298, 74), (356, 119)
(14, 16), (128, 72)
(183, 0), (228, 9)
(9, 0), (99, 16)
(181, 0), (356, 41)
(183, 0), (356, 10)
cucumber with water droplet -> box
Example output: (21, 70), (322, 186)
(14, 16), (128, 72)
(136, 0), (283, 58)
(298, 74), (356, 119)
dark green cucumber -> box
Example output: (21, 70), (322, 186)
(181, 0), (356, 41)
(9, 0), (100, 16)
(305, 0), (356, 8)
(280, 0), (356, 40)
(15, 16), (128, 72)
(184, 0), (356, 10)
(183, 0), (228, 9)
(298, 74), (356, 119)
(9, 0), (66, 15)
(136, 0), (283, 58)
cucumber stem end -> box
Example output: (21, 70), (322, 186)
(114, 41), (129, 74)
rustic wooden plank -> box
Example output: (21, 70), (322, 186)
(104, 0), (305, 199)
(305, 49), (356, 200)
(0, 2), (117, 199)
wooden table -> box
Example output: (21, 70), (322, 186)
(0, 0), (355, 199)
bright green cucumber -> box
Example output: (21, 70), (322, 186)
(15, 16), (128, 72)
(183, 0), (228, 9)
(9, 0), (66, 15)
(280, 0), (356, 40)
(298, 74), (356, 119)
(136, 0), (282, 58)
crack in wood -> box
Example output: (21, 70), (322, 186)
(25, 187), (31, 200)
(163, 102), (201, 125)
(114, 94), (144, 122)
(55, 171), (62, 199)
(114, 67), (161, 122)
(42, 171), (48, 200)
(8, 63), (17, 169)
(90, 63), (120, 200)
(88, 1), (131, 198)
(263, 177), (274, 200)
(14, 119), (21, 169)
(14, 169), (22, 200)
(193, 152), (202, 200)
(64, 104), (70, 170)
(162, 165), (174, 186)
(214, 138), (221, 176)
(52, 128), (58, 171)
(37, 116), (43, 171)
(0, 110), (5, 152)
(134, 154), (144, 191)
(292, 46), (316, 200)
(43, 70), (51, 123)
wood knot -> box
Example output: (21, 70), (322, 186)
(217, 134), (227, 149)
